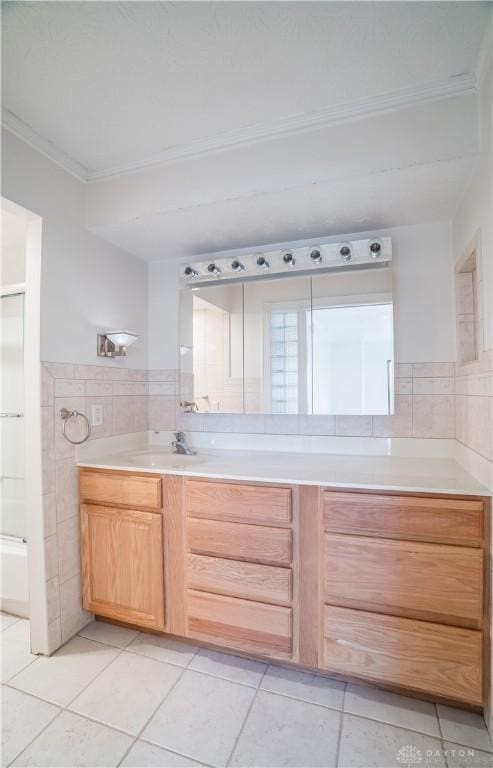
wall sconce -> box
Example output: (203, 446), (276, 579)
(282, 252), (295, 267)
(310, 248), (322, 265)
(231, 260), (245, 272)
(97, 331), (139, 358)
(207, 263), (221, 276)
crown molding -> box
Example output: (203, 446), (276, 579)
(2, 74), (477, 185)
(1, 108), (88, 181)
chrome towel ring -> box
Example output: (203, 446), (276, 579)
(59, 407), (91, 445)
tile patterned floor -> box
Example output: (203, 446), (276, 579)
(1, 614), (492, 768)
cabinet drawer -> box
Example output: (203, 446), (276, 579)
(187, 553), (292, 604)
(324, 534), (483, 626)
(185, 480), (292, 526)
(80, 470), (161, 510)
(81, 504), (164, 631)
(323, 605), (482, 706)
(187, 518), (292, 566)
(323, 492), (483, 546)
(187, 590), (292, 659)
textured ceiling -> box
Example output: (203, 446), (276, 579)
(1, 1), (489, 175)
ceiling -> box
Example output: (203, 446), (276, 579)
(1, 2), (491, 260)
(1, 1), (490, 178)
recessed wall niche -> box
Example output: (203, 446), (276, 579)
(455, 237), (481, 365)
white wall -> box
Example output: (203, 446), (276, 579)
(453, 63), (492, 351)
(1, 130), (148, 368)
(148, 260), (179, 370)
(1, 208), (27, 286)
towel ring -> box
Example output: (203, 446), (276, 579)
(59, 408), (91, 445)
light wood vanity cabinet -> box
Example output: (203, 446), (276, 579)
(79, 469), (489, 709)
(80, 470), (165, 631)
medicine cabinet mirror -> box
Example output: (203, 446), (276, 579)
(179, 267), (394, 416)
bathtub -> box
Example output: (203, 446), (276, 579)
(0, 535), (29, 617)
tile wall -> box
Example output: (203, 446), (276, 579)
(178, 362), (457, 439)
(455, 351), (493, 465)
(41, 363), (178, 651)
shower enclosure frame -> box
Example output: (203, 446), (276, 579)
(1, 196), (48, 654)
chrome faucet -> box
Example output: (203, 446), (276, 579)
(172, 431), (196, 455)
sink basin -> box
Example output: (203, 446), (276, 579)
(127, 450), (205, 469)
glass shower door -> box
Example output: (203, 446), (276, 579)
(0, 292), (26, 540)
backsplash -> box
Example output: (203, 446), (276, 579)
(177, 362), (456, 440)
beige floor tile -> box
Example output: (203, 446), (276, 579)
(78, 620), (139, 649)
(1, 619), (36, 682)
(443, 741), (493, 767)
(142, 670), (254, 767)
(12, 710), (133, 767)
(261, 665), (344, 710)
(70, 651), (183, 735)
(1, 612), (21, 631)
(121, 740), (204, 767)
(128, 633), (198, 667)
(344, 683), (440, 736)
(8, 636), (119, 706)
(231, 690), (341, 767)
(338, 714), (445, 768)
(189, 649), (266, 687)
(1, 686), (60, 766)
(438, 706), (493, 752)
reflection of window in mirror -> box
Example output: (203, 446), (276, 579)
(244, 276), (311, 415)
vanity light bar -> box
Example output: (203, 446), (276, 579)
(182, 236), (392, 284)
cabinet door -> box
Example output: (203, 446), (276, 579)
(81, 504), (165, 630)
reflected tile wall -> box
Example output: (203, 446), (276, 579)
(178, 362), (457, 440)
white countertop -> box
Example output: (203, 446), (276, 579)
(77, 447), (490, 496)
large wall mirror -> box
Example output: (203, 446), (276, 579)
(180, 266), (394, 416)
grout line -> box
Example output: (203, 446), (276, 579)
(4, 692), (64, 768)
(137, 735), (214, 768)
(115, 658), (190, 767)
(334, 681), (346, 768)
(435, 703), (444, 740)
(224, 665), (267, 767)
(335, 709), (449, 743)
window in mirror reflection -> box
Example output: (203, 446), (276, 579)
(244, 276), (311, 414)
(310, 302), (394, 415)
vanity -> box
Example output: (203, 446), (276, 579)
(78, 450), (490, 710)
